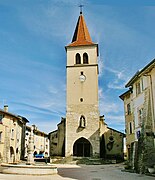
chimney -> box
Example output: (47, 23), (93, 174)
(4, 105), (8, 112)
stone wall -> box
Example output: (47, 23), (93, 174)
(66, 104), (100, 157)
(104, 128), (124, 160)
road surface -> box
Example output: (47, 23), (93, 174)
(0, 163), (154, 180)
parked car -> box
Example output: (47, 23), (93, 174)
(35, 154), (44, 158)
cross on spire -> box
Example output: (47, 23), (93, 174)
(79, 5), (84, 14)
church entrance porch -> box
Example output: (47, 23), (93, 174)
(73, 138), (92, 157)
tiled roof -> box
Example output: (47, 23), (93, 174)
(67, 13), (95, 47)
(0, 109), (29, 123)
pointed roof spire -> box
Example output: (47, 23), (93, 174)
(67, 11), (95, 47)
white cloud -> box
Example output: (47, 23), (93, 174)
(100, 101), (120, 114)
(105, 115), (125, 132)
(29, 120), (58, 133)
(0, 54), (66, 127)
(104, 67), (127, 80)
(107, 82), (125, 90)
(17, 3), (77, 42)
(98, 56), (104, 77)
(98, 87), (103, 99)
(99, 87), (121, 114)
(103, 67), (129, 90)
(106, 115), (124, 123)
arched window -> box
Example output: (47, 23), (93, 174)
(75, 53), (81, 64)
(83, 53), (89, 64)
(79, 115), (86, 128)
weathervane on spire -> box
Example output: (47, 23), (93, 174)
(79, 4), (84, 14)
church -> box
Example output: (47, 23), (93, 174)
(49, 10), (125, 160)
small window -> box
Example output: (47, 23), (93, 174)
(75, 53), (81, 64)
(0, 114), (3, 124)
(141, 78), (144, 91)
(26, 132), (29, 136)
(136, 81), (141, 95)
(0, 132), (2, 142)
(109, 136), (114, 142)
(129, 122), (133, 134)
(80, 98), (83, 102)
(83, 53), (89, 64)
(11, 129), (14, 139)
(79, 115), (86, 128)
(127, 103), (131, 115)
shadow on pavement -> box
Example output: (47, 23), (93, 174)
(58, 166), (89, 180)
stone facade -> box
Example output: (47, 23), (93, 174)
(0, 106), (28, 163)
(120, 90), (135, 165)
(100, 117), (125, 160)
(25, 125), (49, 158)
(49, 118), (65, 157)
(120, 59), (155, 171)
(50, 115), (125, 160)
(66, 104), (100, 157)
(49, 130), (59, 156)
(104, 127), (125, 159)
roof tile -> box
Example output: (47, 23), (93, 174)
(68, 13), (95, 47)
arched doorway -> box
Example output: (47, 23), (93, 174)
(73, 137), (92, 157)
(16, 148), (19, 162)
(34, 151), (37, 157)
(10, 146), (15, 163)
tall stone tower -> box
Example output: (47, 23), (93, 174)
(65, 11), (100, 157)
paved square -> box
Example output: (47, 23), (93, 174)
(0, 164), (155, 180)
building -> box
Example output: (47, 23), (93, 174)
(65, 10), (100, 157)
(50, 116), (125, 160)
(49, 117), (65, 157)
(120, 59), (155, 171)
(49, 11), (125, 160)
(0, 105), (50, 162)
(120, 90), (135, 166)
(0, 105), (28, 163)
(25, 125), (49, 158)
(99, 116), (125, 160)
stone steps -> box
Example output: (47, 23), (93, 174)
(50, 156), (112, 165)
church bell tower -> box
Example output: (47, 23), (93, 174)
(65, 11), (100, 157)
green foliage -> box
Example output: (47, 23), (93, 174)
(124, 161), (132, 170)
(144, 137), (155, 168)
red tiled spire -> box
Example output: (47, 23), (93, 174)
(68, 12), (95, 47)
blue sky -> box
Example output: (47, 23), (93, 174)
(0, 0), (155, 133)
